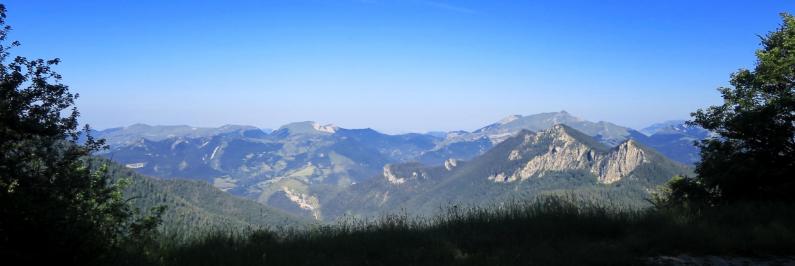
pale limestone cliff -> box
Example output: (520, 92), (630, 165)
(281, 186), (321, 220)
(384, 164), (429, 185)
(492, 125), (648, 184)
(383, 165), (406, 184)
(591, 140), (648, 183)
(444, 158), (458, 171)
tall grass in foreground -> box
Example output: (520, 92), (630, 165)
(121, 196), (795, 266)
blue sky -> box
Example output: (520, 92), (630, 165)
(2, 0), (792, 133)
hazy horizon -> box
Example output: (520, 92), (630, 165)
(3, 0), (791, 133)
(93, 110), (687, 135)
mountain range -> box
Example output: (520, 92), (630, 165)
(324, 125), (690, 219)
(95, 111), (703, 220)
(421, 112), (708, 165)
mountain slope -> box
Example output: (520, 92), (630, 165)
(425, 113), (708, 166)
(103, 161), (308, 237)
(421, 111), (645, 165)
(325, 125), (691, 219)
(94, 124), (269, 148)
(634, 122), (710, 164)
(640, 120), (687, 136)
(471, 111), (635, 145)
(102, 123), (441, 220)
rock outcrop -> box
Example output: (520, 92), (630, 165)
(491, 125), (649, 184)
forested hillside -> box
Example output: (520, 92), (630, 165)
(103, 160), (308, 239)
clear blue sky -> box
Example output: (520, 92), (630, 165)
(2, 0), (792, 133)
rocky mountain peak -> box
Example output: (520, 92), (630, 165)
(312, 122), (339, 134)
(546, 123), (574, 136)
(536, 124), (608, 150)
(488, 126), (649, 184)
(273, 121), (339, 137)
(592, 139), (649, 183)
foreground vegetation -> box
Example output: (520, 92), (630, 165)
(119, 197), (794, 265)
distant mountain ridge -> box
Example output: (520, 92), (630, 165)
(640, 120), (687, 136)
(97, 112), (703, 220)
(482, 111), (634, 143)
(418, 111), (700, 166)
(94, 124), (271, 148)
(632, 122), (709, 164)
(439, 111), (635, 146)
(271, 121), (339, 137)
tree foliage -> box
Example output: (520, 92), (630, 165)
(0, 5), (156, 264)
(675, 13), (795, 204)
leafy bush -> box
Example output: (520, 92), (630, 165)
(678, 13), (795, 204)
(0, 5), (161, 264)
